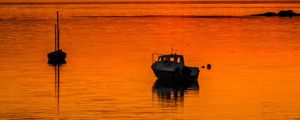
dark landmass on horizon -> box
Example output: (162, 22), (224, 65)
(73, 10), (300, 18)
(0, 1), (300, 5)
(252, 10), (300, 17)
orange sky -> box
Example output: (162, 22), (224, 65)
(0, 0), (296, 2)
(0, 0), (298, 5)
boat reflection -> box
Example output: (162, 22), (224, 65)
(152, 79), (199, 101)
(54, 65), (61, 115)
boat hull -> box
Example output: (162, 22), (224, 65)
(152, 66), (199, 80)
(151, 64), (200, 88)
(152, 69), (179, 81)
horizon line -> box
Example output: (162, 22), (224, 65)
(1, 1), (300, 5)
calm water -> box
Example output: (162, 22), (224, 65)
(1, 2), (300, 119)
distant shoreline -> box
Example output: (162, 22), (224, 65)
(73, 15), (246, 18)
(72, 15), (290, 19)
(1, 1), (300, 5)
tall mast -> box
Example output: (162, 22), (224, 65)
(57, 11), (60, 50)
(54, 24), (57, 51)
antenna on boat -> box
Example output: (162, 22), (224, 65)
(57, 11), (60, 50)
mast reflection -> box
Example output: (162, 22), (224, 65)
(54, 65), (61, 114)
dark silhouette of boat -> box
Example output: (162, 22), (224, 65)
(151, 53), (199, 87)
(48, 11), (66, 65)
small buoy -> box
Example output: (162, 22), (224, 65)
(207, 64), (211, 70)
(201, 66), (205, 69)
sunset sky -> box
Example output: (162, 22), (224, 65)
(0, 0), (298, 5)
(0, 0), (296, 2)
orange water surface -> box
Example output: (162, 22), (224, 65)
(0, 2), (300, 119)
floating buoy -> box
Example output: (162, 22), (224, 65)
(207, 64), (211, 70)
(201, 66), (205, 69)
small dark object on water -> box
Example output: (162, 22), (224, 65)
(251, 10), (300, 17)
(201, 66), (205, 69)
(207, 64), (211, 70)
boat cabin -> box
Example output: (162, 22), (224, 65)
(156, 54), (184, 65)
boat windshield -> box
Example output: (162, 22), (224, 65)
(157, 55), (184, 64)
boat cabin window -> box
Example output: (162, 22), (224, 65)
(177, 57), (182, 63)
(158, 57), (162, 62)
(157, 55), (184, 64)
(158, 56), (165, 62)
(170, 57), (175, 62)
(157, 57), (163, 62)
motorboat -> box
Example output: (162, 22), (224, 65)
(151, 53), (199, 85)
